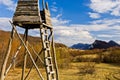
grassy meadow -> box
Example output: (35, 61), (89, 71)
(0, 30), (120, 80)
(5, 63), (120, 80)
(2, 47), (120, 80)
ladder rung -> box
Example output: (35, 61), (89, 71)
(48, 71), (55, 74)
(44, 48), (50, 51)
(46, 64), (53, 67)
(44, 41), (49, 43)
(45, 57), (52, 59)
(44, 33), (48, 36)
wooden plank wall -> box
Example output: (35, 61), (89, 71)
(41, 9), (52, 26)
(13, 0), (41, 26)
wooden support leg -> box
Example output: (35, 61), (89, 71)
(12, 31), (26, 70)
(2, 30), (27, 77)
(21, 29), (28, 80)
(24, 49), (44, 80)
(10, 21), (44, 80)
(0, 27), (15, 80)
(5, 45), (22, 75)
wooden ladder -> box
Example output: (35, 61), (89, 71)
(40, 27), (57, 80)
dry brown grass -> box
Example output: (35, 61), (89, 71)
(3, 63), (120, 80)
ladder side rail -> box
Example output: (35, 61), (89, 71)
(51, 29), (59, 80)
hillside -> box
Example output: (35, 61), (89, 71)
(0, 30), (67, 47)
(0, 30), (67, 69)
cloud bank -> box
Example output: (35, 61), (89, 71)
(89, 0), (120, 16)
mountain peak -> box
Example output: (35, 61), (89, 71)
(71, 40), (120, 50)
(108, 40), (120, 47)
(90, 40), (120, 49)
(71, 43), (90, 50)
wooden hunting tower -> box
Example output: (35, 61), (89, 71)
(1, 0), (58, 80)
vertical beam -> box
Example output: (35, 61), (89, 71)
(42, 0), (45, 9)
(1, 27), (15, 80)
(51, 29), (59, 80)
(45, 2), (49, 10)
(21, 29), (28, 80)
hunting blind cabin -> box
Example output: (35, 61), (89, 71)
(0, 0), (58, 80)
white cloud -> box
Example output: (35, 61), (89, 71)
(111, 5), (120, 16)
(97, 34), (113, 38)
(0, 0), (16, 11)
(52, 15), (95, 46)
(70, 24), (108, 32)
(88, 12), (101, 19)
(89, 0), (120, 16)
(51, 2), (58, 12)
(91, 18), (120, 25)
(0, 17), (12, 30)
(52, 14), (70, 26)
(54, 26), (95, 46)
(117, 41), (120, 44)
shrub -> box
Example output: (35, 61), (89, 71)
(56, 48), (72, 69)
(103, 50), (120, 63)
(78, 62), (96, 74)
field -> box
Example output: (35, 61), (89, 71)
(5, 63), (120, 80)
(0, 30), (120, 80)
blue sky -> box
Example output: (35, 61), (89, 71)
(0, 0), (120, 46)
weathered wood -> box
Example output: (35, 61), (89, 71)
(15, 6), (39, 13)
(24, 46), (44, 80)
(40, 27), (57, 80)
(1, 0), (58, 80)
(13, 0), (41, 28)
(5, 45), (22, 76)
(40, 10), (52, 26)
(0, 27), (15, 80)
(10, 21), (44, 80)
(21, 29), (28, 80)
(51, 30), (59, 80)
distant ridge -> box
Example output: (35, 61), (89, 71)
(90, 40), (120, 49)
(71, 43), (90, 50)
(0, 30), (67, 48)
(71, 40), (120, 50)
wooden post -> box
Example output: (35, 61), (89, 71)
(0, 27), (15, 80)
(21, 28), (28, 80)
(51, 29), (59, 80)
(24, 48), (44, 80)
(10, 21), (44, 80)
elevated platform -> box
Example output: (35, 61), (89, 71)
(12, 0), (52, 29)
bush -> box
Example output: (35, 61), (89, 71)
(103, 50), (120, 63)
(56, 48), (72, 69)
(78, 62), (96, 74)
(73, 54), (102, 63)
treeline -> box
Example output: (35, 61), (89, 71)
(57, 47), (120, 64)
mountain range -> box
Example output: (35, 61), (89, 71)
(71, 40), (120, 50)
